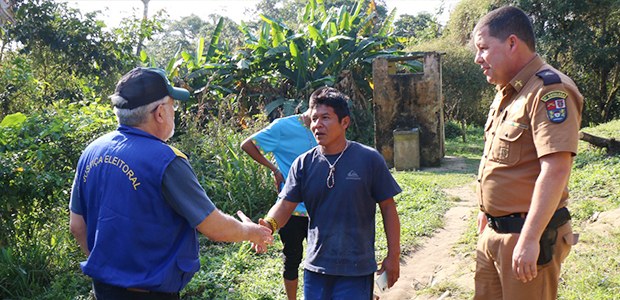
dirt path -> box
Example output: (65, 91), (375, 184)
(380, 157), (478, 300)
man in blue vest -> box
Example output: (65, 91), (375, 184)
(69, 67), (273, 299)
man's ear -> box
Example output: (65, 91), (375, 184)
(508, 34), (518, 50)
(341, 116), (351, 130)
(152, 105), (166, 124)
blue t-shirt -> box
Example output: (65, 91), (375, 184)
(279, 141), (401, 276)
(250, 114), (317, 216)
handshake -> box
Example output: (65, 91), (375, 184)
(235, 211), (277, 253)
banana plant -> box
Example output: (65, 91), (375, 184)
(156, 0), (403, 121)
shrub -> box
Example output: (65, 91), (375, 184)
(0, 101), (114, 298)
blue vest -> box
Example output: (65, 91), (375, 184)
(75, 125), (199, 292)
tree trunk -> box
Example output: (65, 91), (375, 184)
(136, 0), (150, 56)
(460, 119), (467, 143)
(579, 131), (620, 155)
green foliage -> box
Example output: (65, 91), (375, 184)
(380, 172), (450, 256)
(250, 0), (389, 31)
(183, 240), (285, 299)
(114, 9), (166, 57)
(145, 0), (404, 146)
(0, 102), (115, 246)
(1, 0), (136, 115)
(0, 216), (91, 299)
(444, 121), (485, 160)
(568, 120), (620, 221)
(511, 0), (620, 124)
(0, 102), (114, 299)
(560, 120), (620, 299)
(393, 13), (441, 44)
(173, 99), (277, 217)
(559, 228), (620, 299)
(442, 0), (502, 45)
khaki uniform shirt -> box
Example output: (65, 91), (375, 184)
(477, 55), (584, 217)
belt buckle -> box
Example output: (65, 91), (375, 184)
(486, 215), (497, 231)
(127, 288), (150, 293)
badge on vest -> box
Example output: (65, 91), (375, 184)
(541, 91), (568, 123)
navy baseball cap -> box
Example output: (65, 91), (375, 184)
(112, 67), (190, 109)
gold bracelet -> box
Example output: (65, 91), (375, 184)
(264, 216), (279, 234)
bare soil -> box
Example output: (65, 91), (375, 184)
(379, 157), (478, 300)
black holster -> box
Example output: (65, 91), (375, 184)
(537, 207), (571, 265)
(486, 207), (571, 265)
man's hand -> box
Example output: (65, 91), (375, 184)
(512, 238), (539, 283)
(477, 211), (488, 234)
(378, 254), (400, 288)
(236, 211), (273, 253)
(272, 170), (285, 191)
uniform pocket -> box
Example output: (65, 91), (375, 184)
(490, 123), (524, 165)
(483, 111), (494, 142)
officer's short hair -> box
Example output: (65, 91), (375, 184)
(113, 96), (168, 126)
(474, 6), (536, 52)
(309, 87), (350, 122)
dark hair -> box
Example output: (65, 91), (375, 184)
(474, 6), (536, 52)
(308, 87), (350, 121)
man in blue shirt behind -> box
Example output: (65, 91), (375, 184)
(69, 67), (273, 299)
(241, 108), (317, 300)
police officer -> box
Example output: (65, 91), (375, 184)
(472, 6), (583, 299)
(69, 67), (273, 299)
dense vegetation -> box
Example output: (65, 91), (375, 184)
(0, 0), (618, 298)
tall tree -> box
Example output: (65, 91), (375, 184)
(251, 0), (388, 30)
(513, 0), (620, 123)
(393, 12), (441, 42)
(1, 0), (136, 116)
(136, 0), (150, 55)
(144, 14), (243, 68)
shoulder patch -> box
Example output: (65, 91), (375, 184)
(168, 145), (188, 160)
(541, 90), (568, 123)
(536, 69), (561, 85)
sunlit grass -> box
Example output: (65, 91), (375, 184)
(558, 120), (620, 299)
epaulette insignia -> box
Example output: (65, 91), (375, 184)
(536, 69), (561, 85)
(168, 145), (189, 160)
(541, 91), (568, 123)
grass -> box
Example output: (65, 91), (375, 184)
(178, 124), (485, 299)
(558, 119), (620, 299)
(559, 227), (620, 299)
(444, 120), (620, 300)
(11, 119), (617, 299)
(413, 120), (620, 300)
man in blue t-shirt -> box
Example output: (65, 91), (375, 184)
(259, 87), (402, 299)
(241, 109), (317, 300)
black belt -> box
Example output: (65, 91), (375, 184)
(486, 207), (570, 234)
(93, 280), (180, 299)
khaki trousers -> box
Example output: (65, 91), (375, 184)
(474, 222), (573, 300)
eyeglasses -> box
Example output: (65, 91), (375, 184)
(151, 100), (179, 113)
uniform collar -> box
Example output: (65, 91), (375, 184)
(118, 124), (164, 142)
(507, 54), (544, 93)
